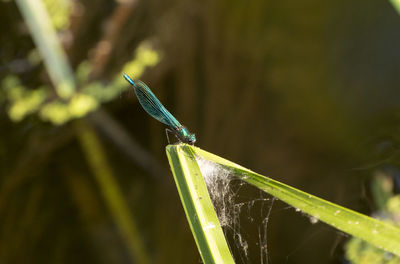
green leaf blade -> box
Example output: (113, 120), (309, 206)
(191, 145), (400, 257)
(166, 145), (234, 264)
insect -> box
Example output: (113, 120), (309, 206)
(124, 74), (196, 145)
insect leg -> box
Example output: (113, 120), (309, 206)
(165, 128), (174, 144)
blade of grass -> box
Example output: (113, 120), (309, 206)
(177, 145), (400, 257)
(15, 0), (75, 98)
(166, 145), (235, 264)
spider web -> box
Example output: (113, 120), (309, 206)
(196, 157), (276, 264)
(195, 156), (351, 263)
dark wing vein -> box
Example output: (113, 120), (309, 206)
(134, 81), (181, 128)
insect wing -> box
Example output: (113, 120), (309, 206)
(134, 81), (181, 128)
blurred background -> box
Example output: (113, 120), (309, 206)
(1, 0), (400, 263)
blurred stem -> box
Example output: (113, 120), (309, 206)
(90, 109), (165, 179)
(15, 0), (75, 98)
(390, 0), (400, 15)
(89, 0), (138, 79)
(63, 166), (125, 263)
(75, 120), (150, 264)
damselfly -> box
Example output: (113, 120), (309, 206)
(124, 74), (196, 145)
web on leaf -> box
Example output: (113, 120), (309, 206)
(197, 157), (275, 264)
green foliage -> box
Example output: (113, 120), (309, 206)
(167, 144), (400, 259)
(2, 76), (48, 121)
(166, 145), (235, 264)
(43, 0), (72, 30)
(345, 171), (400, 264)
(1, 44), (160, 124)
(346, 237), (400, 264)
(390, 0), (400, 15)
(13, 0), (160, 120)
(121, 43), (160, 79)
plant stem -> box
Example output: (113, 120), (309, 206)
(15, 0), (75, 98)
(76, 120), (150, 264)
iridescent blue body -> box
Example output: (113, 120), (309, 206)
(123, 74), (196, 144)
